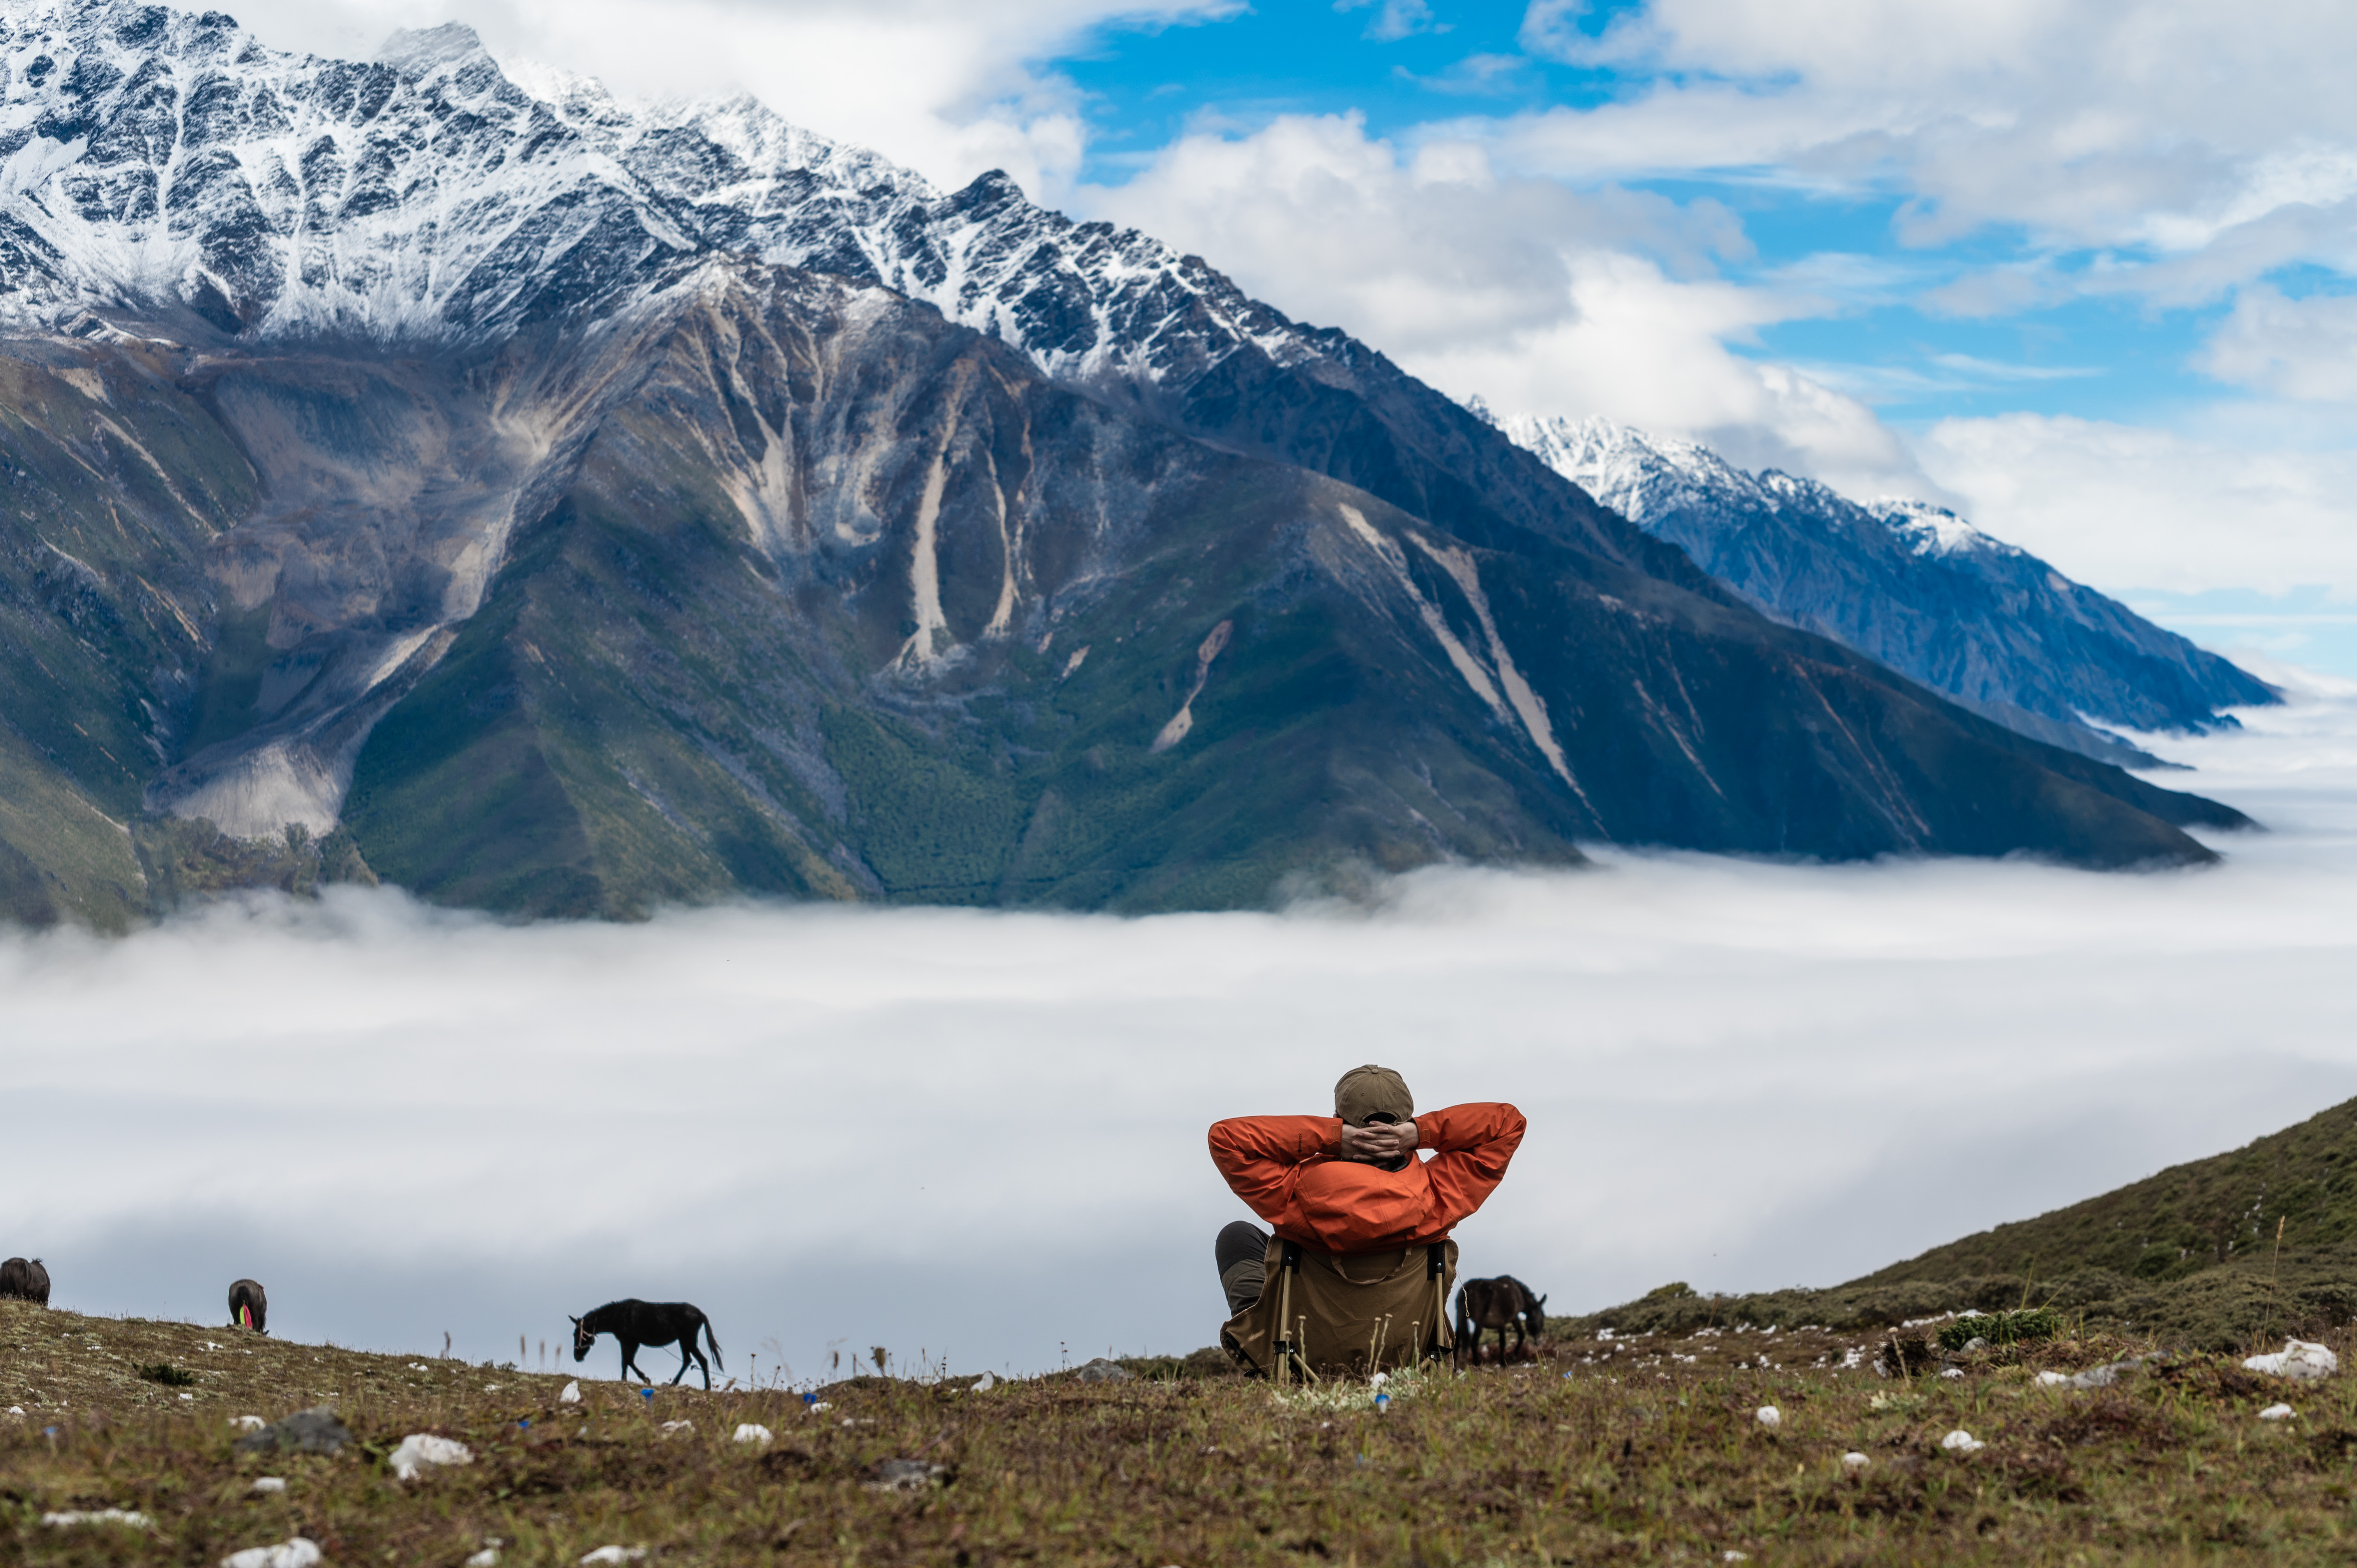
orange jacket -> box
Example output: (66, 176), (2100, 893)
(1208, 1103), (1526, 1254)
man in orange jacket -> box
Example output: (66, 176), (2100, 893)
(1208, 1065), (1525, 1375)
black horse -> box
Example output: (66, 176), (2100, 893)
(1455, 1274), (1547, 1367)
(228, 1278), (268, 1333)
(571, 1300), (723, 1389)
(0, 1257), (49, 1305)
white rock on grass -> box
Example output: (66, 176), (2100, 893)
(222, 1538), (322, 1568)
(42, 1510), (152, 1528)
(659, 1419), (694, 1435)
(1940, 1429), (1985, 1454)
(2244, 1340), (2339, 1381)
(2036, 1370), (2070, 1386)
(250, 1478), (286, 1495)
(580, 1548), (648, 1564)
(972, 1373), (995, 1393)
(733, 1423), (773, 1446)
(1841, 1452), (1870, 1472)
(2260, 1403), (2298, 1421)
(388, 1434), (474, 1480)
(465, 1550), (500, 1567)
(559, 1381), (582, 1404)
(1754, 1406), (1781, 1429)
(230, 1415), (267, 1432)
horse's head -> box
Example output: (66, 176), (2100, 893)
(1522, 1291), (1548, 1338)
(570, 1314), (593, 1361)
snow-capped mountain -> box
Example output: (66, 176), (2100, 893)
(1498, 413), (2277, 763)
(0, 0), (2256, 925)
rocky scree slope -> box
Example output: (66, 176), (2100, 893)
(1508, 414), (2277, 766)
(0, 0), (2253, 919)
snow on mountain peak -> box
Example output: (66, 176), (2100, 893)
(0, 0), (1343, 408)
(1871, 496), (2007, 560)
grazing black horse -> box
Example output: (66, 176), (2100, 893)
(571, 1300), (723, 1390)
(1455, 1274), (1547, 1367)
(228, 1278), (269, 1333)
(0, 1257), (50, 1306)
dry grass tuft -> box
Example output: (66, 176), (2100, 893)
(9, 1302), (2357, 1563)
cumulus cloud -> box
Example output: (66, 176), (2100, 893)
(1912, 411), (2357, 597)
(1088, 113), (1932, 497)
(5, 683), (2355, 1375)
(2196, 285), (2357, 402)
(1497, 0), (2357, 304)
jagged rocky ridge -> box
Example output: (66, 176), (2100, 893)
(0, 0), (2256, 922)
(1502, 413), (2278, 766)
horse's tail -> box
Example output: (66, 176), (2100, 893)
(702, 1314), (723, 1371)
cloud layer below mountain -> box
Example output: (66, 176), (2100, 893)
(8, 675), (2354, 1378)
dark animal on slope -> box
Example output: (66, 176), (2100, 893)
(571, 1300), (723, 1390)
(0, 1257), (50, 1306)
(228, 1278), (268, 1334)
(1456, 1275), (1546, 1367)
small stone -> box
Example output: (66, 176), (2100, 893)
(2245, 1340), (2339, 1381)
(733, 1423), (773, 1445)
(42, 1509), (153, 1528)
(1940, 1429), (1985, 1454)
(558, 1381), (581, 1404)
(387, 1434), (473, 1480)
(221, 1537), (322, 1568)
(235, 1408), (350, 1456)
(1962, 1337), (1988, 1353)
(2260, 1403), (2297, 1421)
(971, 1371), (996, 1393)
(578, 1549), (646, 1565)
(1074, 1357), (1131, 1383)
(465, 1552), (500, 1568)
(1841, 1451), (1869, 1471)
(1754, 1405), (1781, 1429)
(250, 1478), (286, 1495)
(659, 1419), (694, 1435)
(229, 1414), (267, 1432)
(1940, 1367), (1965, 1379)
(868, 1458), (949, 1492)
(2036, 1370), (2069, 1386)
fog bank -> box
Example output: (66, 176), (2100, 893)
(5, 675), (2355, 1380)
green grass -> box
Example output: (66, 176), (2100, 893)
(11, 1302), (2357, 1564)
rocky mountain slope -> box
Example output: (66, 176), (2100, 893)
(0, 0), (2255, 921)
(1504, 415), (2278, 766)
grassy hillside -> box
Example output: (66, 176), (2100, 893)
(1585, 1098), (2357, 1354)
(1861, 1097), (2357, 1286)
(11, 1299), (2357, 1563)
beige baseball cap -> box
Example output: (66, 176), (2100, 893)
(1333, 1064), (1414, 1126)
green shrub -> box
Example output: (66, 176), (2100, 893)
(1936, 1308), (2062, 1350)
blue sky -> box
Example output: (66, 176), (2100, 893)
(246, 0), (2357, 677)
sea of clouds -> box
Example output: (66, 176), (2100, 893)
(5, 667), (2355, 1382)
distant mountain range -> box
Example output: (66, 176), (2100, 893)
(0, 0), (2253, 925)
(1497, 413), (2278, 768)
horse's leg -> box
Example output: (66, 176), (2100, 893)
(691, 1343), (711, 1391)
(621, 1340), (645, 1383)
(671, 1338), (693, 1385)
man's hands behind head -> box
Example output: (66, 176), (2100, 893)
(1337, 1118), (1419, 1164)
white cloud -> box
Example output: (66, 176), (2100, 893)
(1912, 410), (2357, 597)
(1087, 112), (1931, 497)
(2196, 285), (2357, 402)
(1336, 0), (1438, 44)
(1497, 0), (2357, 303)
(210, 0), (1239, 199)
(6, 683), (2356, 1373)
